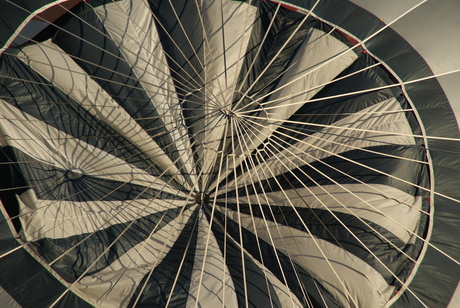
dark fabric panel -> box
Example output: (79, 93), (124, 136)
(392, 242), (460, 308)
(233, 2), (315, 111)
(394, 193), (460, 308)
(219, 201), (412, 286)
(0, 52), (167, 180)
(127, 207), (199, 308)
(283, 0), (383, 42)
(398, 80), (460, 308)
(203, 208), (283, 308)
(202, 2), (316, 188)
(0, 0), (58, 49)
(277, 1), (460, 306)
(32, 205), (190, 283)
(0, 247), (93, 308)
(208, 207), (342, 308)
(0, 208), (20, 260)
(54, 292), (94, 308)
(148, 0), (206, 182)
(0, 146), (28, 233)
(231, 54), (407, 172)
(273, 55), (402, 145)
(51, 3), (187, 185)
(9, 147), (183, 202)
(222, 145), (427, 199)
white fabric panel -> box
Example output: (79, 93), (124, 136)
(15, 41), (186, 185)
(447, 280), (460, 308)
(0, 100), (182, 197)
(220, 183), (421, 243)
(94, 0), (196, 189)
(210, 27), (358, 191)
(186, 209), (238, 307)
(200, 115), (228, 188)
(0, 286), (21, 308)
(200, 0), (257, 185)
(219, 206), (395, 308)
(18, 197), (190, 241)
(237, 27), (358, 152)
(219, 98), (416, 194)
(219, 223), (304, 308)
(202, 0), (256, 101)
(76, 206), (197, 308)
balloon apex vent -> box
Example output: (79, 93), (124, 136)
(194, 192), (211, 205)
(65, 168), (85, 180)
(220, 108), (236, 118)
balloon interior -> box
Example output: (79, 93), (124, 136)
(0, 0), (459, 307)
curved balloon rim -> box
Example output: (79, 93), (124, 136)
(0, 0), (459, 307)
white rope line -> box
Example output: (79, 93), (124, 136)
(232, 0), (322, 112)
(2, 46), (220, 111)
(247, 119), (418, 262)
(163, 209), (201, 307)
(240, 116), (460, 265)
(222, 151), (230, 307)
(231, 118), (249, 307)
(46, 104), (236, 303)
(129, 103), (237, 306)
(233, 20), (340, 113)
(0, 119), (209, 245)
(0, 108), (222, 256)
(241, 112), (460, 144)
(235, 115), (389, 305)
(237, 116), (425, 306)
(46, 172), (197, 306)
(192, 114), (230, 308)
(4, 2), (225, 110)
(95, 209), (170, 304)
(38, 150), (196, 266)
(228, 0), (257, 104)
(234, 2), (281, 94)
(233, 117), (295, 307)
(130, 148), (217, 307)
(240, 115), (460, 208)
(0, 105), (203, 197)
(273, 124), (430, 214)
(0, 112), (216, 227)
(64, 0), (210, 101)
(150, 0), (226, 106)
(5, 4), (202, 100)
(233, 115), (360, 307)
(235, 0), (430, 113)
(233, 116), (316, 306)
(192, 0), (239, 106)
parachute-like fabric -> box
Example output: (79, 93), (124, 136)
(0, 0), (459, 307)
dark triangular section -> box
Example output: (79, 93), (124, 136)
(51, 2), (188, 187)
(0, 146), (28, 233)
(32, 204), (193, 283)
(222, 145), (427, 198)
(219, 200), (416, 286)
(209, 207), (343, 308)
(127, 207), (200, 307)
(7, 147), (182, 202)
(233, 2), (316, 111)
(0, 50), (167, 181)
(0, 238), (93, 308)
(148, 0), (206, 185)
(203, 207), (283, 308)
